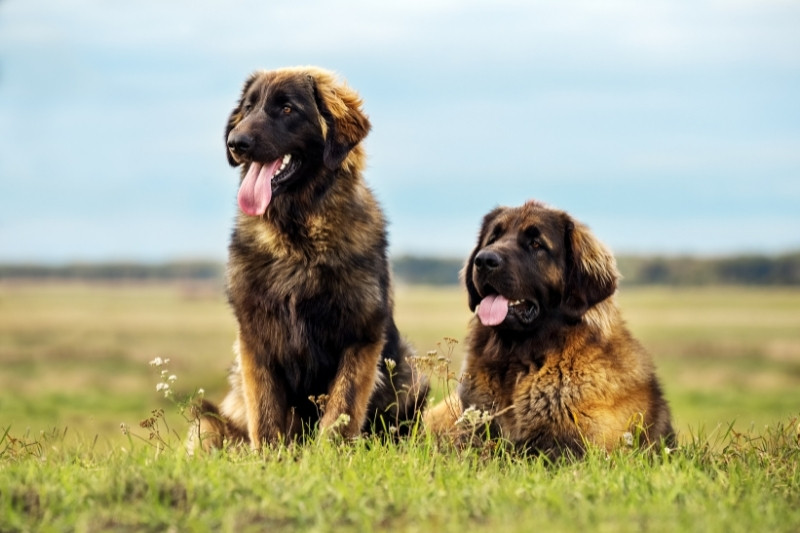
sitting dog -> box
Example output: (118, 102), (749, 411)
(191, 66), (428, 451)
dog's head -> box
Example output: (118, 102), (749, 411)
(225, 66), (371, 216)
(464, 200), (618, 331)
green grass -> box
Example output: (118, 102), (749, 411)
(2, 420), (799, 532)
(615, 287), (800, 432)
(1, 282), (800, 531)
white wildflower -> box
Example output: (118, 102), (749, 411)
(167, 374), (177, 383)
(455, 406), (493, 429)
(622, 431), (634, 447)
(329, 413), (351, 431)
(384, 358), (396, 372)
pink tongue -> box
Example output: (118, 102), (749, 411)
(477, 295), (509, 326)
(237, 160), (280, 216)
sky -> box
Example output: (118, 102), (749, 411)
(1, 0), (799, 263)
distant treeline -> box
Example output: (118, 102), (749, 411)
(393, 253), (800, 286)
(616, 252), (800, 286)
(0, 261), (223, 282)
(392, 256), (464, 285)
(1, 252), (799, 286)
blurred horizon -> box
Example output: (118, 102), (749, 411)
(1, 0), (799, 262)
(3, 253), (800, 288)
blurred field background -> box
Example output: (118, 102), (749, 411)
(1, 280), (798, 447)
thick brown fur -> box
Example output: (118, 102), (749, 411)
(424, 200), (675, 458)
(189, 67), (428, 452)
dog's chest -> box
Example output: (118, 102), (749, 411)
(230, 241), (382, 334)
(228, 208), (387, 359)
(233, 252), (362, 315)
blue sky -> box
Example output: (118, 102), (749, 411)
(1, 0), (799, 262)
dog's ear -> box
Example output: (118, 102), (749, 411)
(310, 72), (371, 171)
(463, 207), (505, 311)
(562, 215), (619, 319)
(225, 72), (259, 167)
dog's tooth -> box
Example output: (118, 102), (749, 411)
(276, 154), (291, 174)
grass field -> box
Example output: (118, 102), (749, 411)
(1, 282), (799, 531)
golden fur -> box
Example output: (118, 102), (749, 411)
(425, 200), (675, 457)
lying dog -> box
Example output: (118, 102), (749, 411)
(425, 200), (675, 457)
(191, 66), (428, 451)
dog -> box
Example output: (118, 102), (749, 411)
(190, 66), (428, 451)
(425, 200), (675, 457)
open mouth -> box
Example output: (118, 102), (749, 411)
(509, 298), (539, 323)
(272, 154), (301, 188)
(476, 292), (540, 327)
(237, 154), (301, 216)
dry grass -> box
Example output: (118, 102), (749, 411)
(0, 282), (799, 443)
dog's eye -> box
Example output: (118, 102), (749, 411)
(529, 239), (548, 253)
(282, 105), (292, 115)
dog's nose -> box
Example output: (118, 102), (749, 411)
(227, 133), (253, 155)
(474, 250), (502, 271)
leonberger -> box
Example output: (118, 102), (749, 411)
(425, 200), (675, 457)
(191, 66), (428, 451)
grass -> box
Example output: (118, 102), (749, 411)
(1, 282), (799, 531)
(615, 287), (800, 432)
(2, 419), (799, 532)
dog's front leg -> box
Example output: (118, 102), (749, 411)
(319, 341), (383, 438)
(237, 335), (287, 448)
